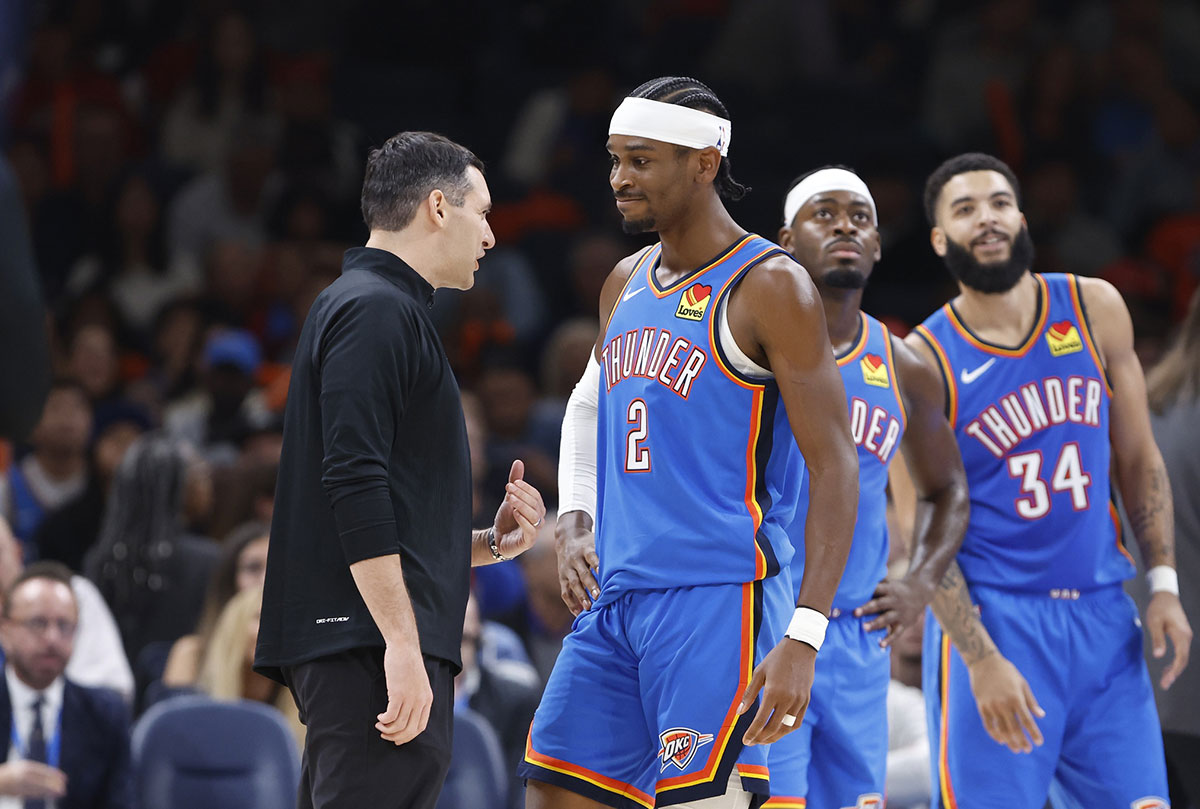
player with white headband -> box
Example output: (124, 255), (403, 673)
(765, 165), (969, 808)
(521, 77), (860, 809)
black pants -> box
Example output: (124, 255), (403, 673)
(283, 647), (455, 809)
(1166, 731), (1200, 809)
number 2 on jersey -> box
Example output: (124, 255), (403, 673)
(625, 399), (651, 472)
(1007, 442), (1091, 519)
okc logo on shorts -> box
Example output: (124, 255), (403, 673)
(657, 727), (714, 772)
(675, 284), (712, 321)
(1045, 320), (1083, 356)
(1131, 798), (1168, 809)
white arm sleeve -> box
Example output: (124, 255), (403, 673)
(557, 353), (601, 521)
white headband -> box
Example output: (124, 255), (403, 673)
(783, 168), (878, 226)
(608, 97), (731, 157)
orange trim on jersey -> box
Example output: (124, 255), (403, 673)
(736, 764), (769, 780)
(944, 274), (1049, 357)
(603, 245), (661, 339)
(744, 390), (768, 579)
(707, 251), (776, 391)
(1111, 501), (1135, 566)
(914, 325), (958, 429)
(649, 235), (758, 298)
(938, 634), (959, 809)
(1067, 274), (1114, 396)
(835, 312), (870, 368)
(762, 799), (807, 808)
(524, 728), (655, 808)
(881, 322), (909, 428)
(657, 582), (756, 794)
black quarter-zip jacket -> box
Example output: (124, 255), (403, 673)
(255, 247), (472, 681)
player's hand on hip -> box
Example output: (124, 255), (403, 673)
(737, 638), (815, 746)
(966, 652), (1045, 754)
(493, 459), (548, 560)
(855, 575), (935, 647)
(1146, 591), (1192, 690)
(555, 513), (600, 615)
(376, 642), (433, 745)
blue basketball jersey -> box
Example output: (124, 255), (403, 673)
(914, 273), (1135, 591)
(594, 235), (805, 602)
(790, 312), (906, 610)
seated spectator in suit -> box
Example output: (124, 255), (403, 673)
(162, 520), (269, 688)
(0, 516), (133, 702)
(456, 592), (540, 809)
(194, 585), (303, 747)
(0, 562), (131, 808)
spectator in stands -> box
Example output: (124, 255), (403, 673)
(159, 10), (274, 175)
(1141, 288), (1200, 806)
(85, 434), (218, 667)
(163, 328), (272, 467)
(195, 584), (303, 747)
(886, 586), (930, 809)
(166, 116), (281, 264)
(0, 515), (133, 702)
(456, 592), (539, 809)
(36, 401), (152, 573)
(2, 379), (93, 558)
(517, 512), (574, 685)
(0, 562), (132, 808)
(162, 520), (269, 688)
(477, 363), (559, 503)
(63, 172), (202, 337)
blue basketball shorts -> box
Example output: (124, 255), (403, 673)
(923, 584), (1168, 809)
(519, 574), (793, 808)
(765, 612), (889, 809)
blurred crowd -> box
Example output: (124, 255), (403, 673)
(1, 0), (1199, 807)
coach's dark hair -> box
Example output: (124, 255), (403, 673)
(4, 561), (76, 617)
(785, 164), (860, 196)
(923, 152), (1021, 227)
(360, 131), (485, 232)
(629, 77), (749, 202)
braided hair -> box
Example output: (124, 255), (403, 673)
(628, 76), (749, 202)
(88, 433), (190, 636)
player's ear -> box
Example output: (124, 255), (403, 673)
(695, 147), (720, 186)
(930, 226), (947, 258)
(777, 225), (794, 252)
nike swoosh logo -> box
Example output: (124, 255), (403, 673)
(622, 286), (647, 302)
(960, 358), (996, 384)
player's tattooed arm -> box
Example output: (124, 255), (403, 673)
(1079, 275), (1191, 689)
(930, 561), (994, 665)
(932, 561), (1047, 754)
(1125, 461), (1174, 569)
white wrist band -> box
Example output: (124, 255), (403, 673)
(1147, 566), (1179, 596)
(784, 607), (829, 652)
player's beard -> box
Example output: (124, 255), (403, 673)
(821, 266), (868, 289)
(621, 216), (657, 235)
(942, 224), (1034, 294)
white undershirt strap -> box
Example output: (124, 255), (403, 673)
(718, 295), (772, 379)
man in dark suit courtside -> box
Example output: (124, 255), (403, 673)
(0, 562), (131, 809)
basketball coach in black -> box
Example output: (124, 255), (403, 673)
(255, 131), (546, 809)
